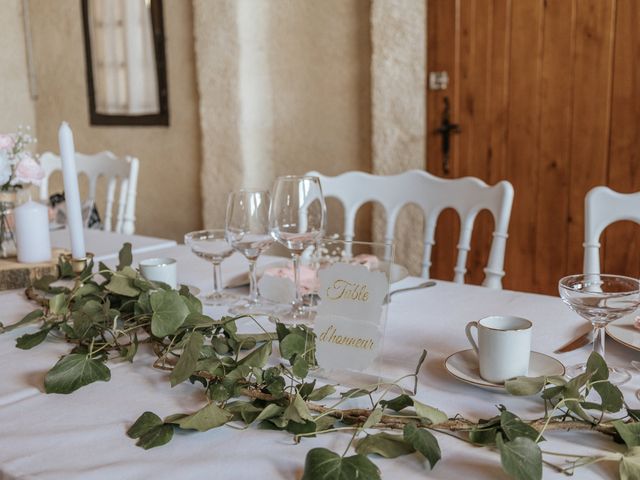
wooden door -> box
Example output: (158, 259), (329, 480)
(426, 0), (640, 294)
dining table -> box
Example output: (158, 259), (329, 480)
(49, 228), (177, 262)
(0, 232), (638, 480)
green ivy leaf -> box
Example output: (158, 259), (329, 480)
(307, 385), (336, 401)
(363, 406), (383, 429)
(292, 357), (309, 379)
(16, 328), (51, 350)
(621, 447), (640, 480)
(127, 411), (173, 450)
(613, 420), (640, 448)
(170, 332), (204, 387)
(121, 334), (138, 362)
(280, 333), (307, 360)
(256, 403), (285, 422)
(239, 341), (272, 369)
(136, 426), (174, 450)
(413, 399), (448, 425)
(496, 433), (542, 480)
(593, 381), (624, 413)
(150, 290), (190, 337)
(127, 411), (162, 437)
(44, 353), (111, 394)
(302, 448), (381, 480)
(500, 410), (543, 443)
(355, 432), (415, 458)
(403, 422), (441, 468)
(340, 388), (372, 399)
(105, 274), (139, 298)
(182, 313), (213, 329)
(284, 393), (313, 424)
(586, 351), (608, 381)
(49, 293), (67, 314)
(380, 394), (413, 412)
(117, 242), (133, 270)
(207, 382), (231, 402)
(0, 309), (44, 333)
(172, 402), (233, 432)
(505, 376), (547, 396)
(469, 417), (499, 445)
(75, 282), (100, 299)
(287, 419), (317, 436)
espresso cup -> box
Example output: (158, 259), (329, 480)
(139, 257), (178, 289)
(465, 315), (532, 383)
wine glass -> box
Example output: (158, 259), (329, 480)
(225, 190), (275, 315)
(269, 175), (326, 323)
(184, 229), (238, 306)
(558, 274), (640, 385)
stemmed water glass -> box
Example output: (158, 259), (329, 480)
(225, 190), (275, 315)
(558, 274), (640, 385)
(269, 175), (326, 324)
(184, 229), (238, 306)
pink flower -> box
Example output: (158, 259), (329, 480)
(11, 154), (45, 186)
(0, 134), (15, 151)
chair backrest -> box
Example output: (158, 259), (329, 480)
(39, 150), (139, 235)
(584, 186), (640, 274)
(306, 170), (514, 289)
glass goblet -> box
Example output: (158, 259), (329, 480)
(558, 274), (640, 385)
(184, 229), (238, 306)
(269, 175), (326, 324)
(225, 190), (275, 315)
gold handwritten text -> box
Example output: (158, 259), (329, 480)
(318, 325), (375, 350)
(326, 280), (369, 302)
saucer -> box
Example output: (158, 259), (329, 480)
(444, 349), (565, 392)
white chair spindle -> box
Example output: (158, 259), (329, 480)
(307, 170), (514, 289)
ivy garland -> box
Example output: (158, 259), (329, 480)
(1, 244), (640, 480)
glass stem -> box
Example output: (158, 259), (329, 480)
(292, 253), (303, 307)
(592, 324), (606, 360)
(213, 262), (223, 295)
(248, 259), (258, 304)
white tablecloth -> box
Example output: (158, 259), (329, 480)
(0, 240), (638, 479)
(50, 228), (176, 262)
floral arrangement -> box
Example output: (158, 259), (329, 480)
(0, 126), (45, 191)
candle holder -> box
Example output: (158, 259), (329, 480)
(60, 252), (95, 276)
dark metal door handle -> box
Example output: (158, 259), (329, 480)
(435, 96), (461, 174)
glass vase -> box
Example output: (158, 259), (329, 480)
(0, 191), (17, 258)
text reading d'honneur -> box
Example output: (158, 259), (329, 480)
(318, 325), (375, 349)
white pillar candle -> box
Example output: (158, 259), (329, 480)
(58, 122), (86, 259)
(15, 200), (51, 263)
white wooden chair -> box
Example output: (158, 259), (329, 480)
(307, 170), (514, 289)
(584, 186), (640, 274)
(38, 151), (139, 235)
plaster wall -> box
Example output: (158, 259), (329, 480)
(0, 0), (35, 132)
(26, 0), (202, 241)
(194, 0), (372, 234)
(371, 0), (427, 274)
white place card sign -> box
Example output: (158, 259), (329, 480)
(314, 262), (389, 372)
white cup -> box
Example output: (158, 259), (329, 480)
(465, 315), (532, 384)
(139, 258), (177, 289)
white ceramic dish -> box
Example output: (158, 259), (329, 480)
(444, 349), (565, 392)
(225, 259), (409, 289)
(606, 316), (640, 352)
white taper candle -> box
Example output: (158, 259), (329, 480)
(58, 122), (86, 259)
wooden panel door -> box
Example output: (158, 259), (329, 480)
(426, 0), (640, 294)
